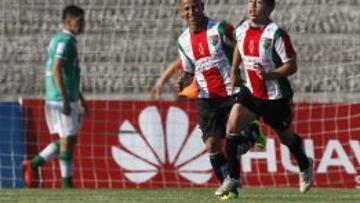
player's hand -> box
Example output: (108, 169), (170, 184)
(62, 100), (71, 116)
(175, 79), (184, 93)
(150, 85), (161, 100)
(80, 99), (89, 116)
(254, 63), (270, 80)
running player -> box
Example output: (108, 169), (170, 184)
(220, 0), (313, 198)
(176, 0), (266, 198)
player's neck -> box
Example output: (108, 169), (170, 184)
(63, 26), (77, 37)
(190, 16), (208, 33)
(250, 18), (271, 29)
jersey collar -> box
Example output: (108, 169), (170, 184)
(190, 16), (209, 33)
(248, 20), (272, 30)
(62, 29), (76, 39)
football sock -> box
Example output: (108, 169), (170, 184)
(62, 177), (73, 188)
(226, 135), (240, 180)
(228, 130), (256, 155)
(31, 140), (60, 169)
(209, 152), (227, 183)
(59, 151), (73, 188)
(287, 134), (309, 171)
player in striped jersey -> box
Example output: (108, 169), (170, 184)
(223, 0), (314, 197)
(176, 0), (266, 199)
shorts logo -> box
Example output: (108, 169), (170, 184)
(112, 106), (212, 184)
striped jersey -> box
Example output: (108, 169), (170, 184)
(176, 17), (239, 99)
(234, 20), (296, 100)
(45, 30), (80, 102)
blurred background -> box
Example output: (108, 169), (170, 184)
(1, 0), (359, 102)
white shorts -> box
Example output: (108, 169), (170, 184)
(45, 101), (82, 137)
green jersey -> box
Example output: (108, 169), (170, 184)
(45, 30), (80, 102)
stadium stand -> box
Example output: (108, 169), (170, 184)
(0, 0), (359, 101)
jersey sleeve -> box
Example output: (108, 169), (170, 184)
(176, 41), (194, 74)
(55, 38), (72, 61)
(273, 29), (296, 63)
(218, 22), (236, 47)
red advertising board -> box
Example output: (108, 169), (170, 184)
(22, 99), (360, 188)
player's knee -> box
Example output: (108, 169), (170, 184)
(226, 122), (237, 134)
(226, 107), (241, 133)
(208, 143), (221, 154)
(60, 136), (77, 152)
(226, 132), (254, 155)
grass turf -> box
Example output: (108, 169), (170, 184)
(0, 188), (359, 203)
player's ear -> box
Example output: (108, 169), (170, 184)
(63, 16), (71, 26)
(178, 0), (185, 17)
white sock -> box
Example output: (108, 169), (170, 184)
(39, 141), (59, 162)
(59, 159), (73, 178)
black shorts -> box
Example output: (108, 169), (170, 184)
(197, 96), (236, 140)
(235, 86), (293, 131)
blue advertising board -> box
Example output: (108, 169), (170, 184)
(0, 102), (25, 188)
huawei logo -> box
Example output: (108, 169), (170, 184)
(111, 106), (212, 184)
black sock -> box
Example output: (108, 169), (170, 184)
(288, 134), (309, 171)
(209, 152), (227, 183)
(230, 129), (256, 155)
(226, 136), (240, 180)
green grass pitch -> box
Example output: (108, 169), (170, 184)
(0, 188), (359, 203)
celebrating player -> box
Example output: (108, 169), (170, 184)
(176, 0), (266, 198)
(221, 0), (314, 197)
(23, 5), (87, 188)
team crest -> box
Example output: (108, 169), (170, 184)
(209, 35), (220, 46)
(261, 38), (272, 49)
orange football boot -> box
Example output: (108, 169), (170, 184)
(23, 160), (34, 187)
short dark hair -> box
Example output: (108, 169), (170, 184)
(178, 0), (204, 6)
(265, 0), (275, 9)
(62, 5), (84, 21)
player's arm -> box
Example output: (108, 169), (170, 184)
(256, 59), (297, 80)
(176, 42), (195, 93)
(53, 58), (71, 115)
(78, 91), (88, 115)
(255, 57), (297, 80)
(150, 58), (181, 100)
(176, 72), (194, 93)
(255, 29), (297, 80)
(230, 45), (243, 91)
